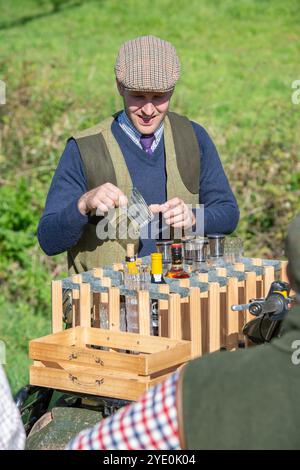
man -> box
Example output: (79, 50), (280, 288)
(38, 35), (239, 273)
(67, 213), (300, 450)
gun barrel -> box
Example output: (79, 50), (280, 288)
(231, 303), (251, 312)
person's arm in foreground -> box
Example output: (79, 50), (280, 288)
(0, 365), (26, 450)
(66, 370), (180, 450)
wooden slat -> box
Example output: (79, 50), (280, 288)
(30, 354), (186, 401)
(93, 292), (101, 328)
(30, 365), (148, 401)
(219, 290), (227, 349)
(31, 325), (186, 380)
(179, 278), (190, 288)
(100, 276), (111, 304)
(280, 260), (289, 283)
(113, 263), (124, 271)
(181, 300), (191, 341)
(91, 271), (101, 326)
(214, 268), (227, 346)
(72, 274), (82, 327)
(138, 290), (151, 335)
(189, 287), (202, 358)
(208, 282), (220, 352)
(79, 283), (91, 328)
(245, 271), (257, 324)
(108, 287), (120, 331)
(30, 342), (147, 375)
(251, 258), (263, 298)
(52, 280), (63, 333)
(263, 266), (275, 297)
(145, 342), (191, 375)
(216, 267), (227, 277)
(168, 293), (182, 340)
(93, 268), (104, 278)
(200, 296), (209, 353)
(233, 262), (246, 338)
(38, 341), (191, 377)
(198, 272), (208, 283)
(226, 276), (239, 350)
(158, 283), (169, 308)
(30, 328), (75, 345)
(179, 278), (190, 304)
(85, 327), (182, 353)
(158, 284), (170, 336)
(99, 277), (111, 330)
(233, 262), (245, 272)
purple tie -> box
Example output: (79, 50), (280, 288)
(140, 134), (155, 156)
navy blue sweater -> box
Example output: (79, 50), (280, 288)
(37, 118), (239, 257)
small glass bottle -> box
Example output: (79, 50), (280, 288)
(192, 237), (209, 273)
(150, 253), (166, 335)
(123, 243), (140, 333)
(182, 237), (195, 266)
(165, 244), (190, 279)
(156, 239), (173, 270)
(207, 234), (226, 268)
(151, 253), (166, 285)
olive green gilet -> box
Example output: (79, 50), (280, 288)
(181, 305), (300, 449)
(68, 111), (200, 274)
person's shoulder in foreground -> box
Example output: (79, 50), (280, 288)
(67, 370), (180, 450)
(0, 365), (26, 450)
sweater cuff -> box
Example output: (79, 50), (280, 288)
(60, 199), (89, 236)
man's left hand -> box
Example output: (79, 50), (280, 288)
(150, 198), (196, 229)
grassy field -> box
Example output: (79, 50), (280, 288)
(0, 0), (299, 393)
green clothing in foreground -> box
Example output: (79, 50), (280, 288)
(182, 305), (300, 449)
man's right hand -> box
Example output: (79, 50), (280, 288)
(77, 183), (128, 216)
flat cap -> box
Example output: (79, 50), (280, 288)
(285, 213), (300, 290)
(115, 35), (180, 92)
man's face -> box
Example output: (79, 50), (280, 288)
(117, 82), (173, 134)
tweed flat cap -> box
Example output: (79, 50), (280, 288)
(285, 213), (300, 290)
(115, 35), (180, 92)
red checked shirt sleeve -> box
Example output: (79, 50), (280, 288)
(66, 370), (180, 450)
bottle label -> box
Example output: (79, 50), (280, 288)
(153, 274), (163, 283)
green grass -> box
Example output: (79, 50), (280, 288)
(0, 297), (51, 392)
(0, 0), (299, 393)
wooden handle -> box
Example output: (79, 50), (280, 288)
(68, 351), (104, 366)
(68, 373), (104, 387)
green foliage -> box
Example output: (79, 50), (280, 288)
(0, 0), (299, 392)
(0, 296), (51, 393)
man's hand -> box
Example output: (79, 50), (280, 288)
(78, 183), (128, 216)
(150, 198), (196, 229)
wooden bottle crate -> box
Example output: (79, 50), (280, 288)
(30, 257), (288, 399)
(50, 258), (288, 356)
(29, 326), (191, 401)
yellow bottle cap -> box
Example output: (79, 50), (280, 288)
(127, 261), (139, 275)
(151, 253), (163, 275)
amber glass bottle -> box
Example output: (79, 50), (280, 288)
(165, 243), (190, 279)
